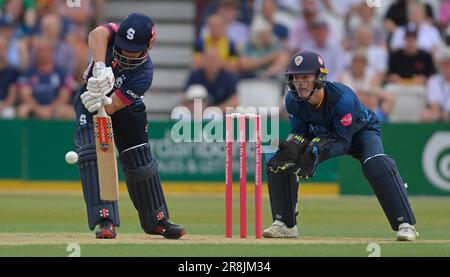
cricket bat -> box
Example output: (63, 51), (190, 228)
(94, 104), (119, 201)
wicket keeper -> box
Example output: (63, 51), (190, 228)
(73, 13), (185, 239)
(265, 50), (418, 241)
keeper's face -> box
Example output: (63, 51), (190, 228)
(293, 74), (316, 98)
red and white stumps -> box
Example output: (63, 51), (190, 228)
(225, 113), (262, 239)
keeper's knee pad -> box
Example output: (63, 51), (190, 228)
(362, 154), (416, 230)
(266, 165), (299, 228)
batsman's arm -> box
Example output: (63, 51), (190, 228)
(88, 25), (110, 63)
(104, 93), (127, 115)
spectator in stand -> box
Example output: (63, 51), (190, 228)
(0, 36), (18, 119)
(302, 16), (344, 81)
(33, 13), (75, 76)
(193, 14), (239, 73)
(420, 48), (450, 122)
(338, 49), (395, 122)
(239, 17), (289, 79)
(438, 0), (450, 30)
(33, 0), (74, 37)
(0, 15), (29, 70)
(346, 2), (386, 49)
(184, 48), (239, 112)
(58, 0), (98, 83)
(200, 0), (254, 29)
(259, 0), (289, 48)
(17, 37), (74, 119)
(288, 0), (335, 54)
(180, 84), (210, 121)
(322, 0), (361, 17)
(384, 0), (434, 36)
(388, 24), (436, 85)
(350, 25), (388, 75)
(214, 0), (249, 52)
(1, 0), (37, 35)
(389, 2), (442, 54)
(253, 0), (302, 16)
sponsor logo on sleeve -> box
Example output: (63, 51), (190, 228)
(340, 113), (353, 126)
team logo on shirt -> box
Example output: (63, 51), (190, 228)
(115, 75), (126, 88)
(294, 55), (303, 66)
(340, 113), (353, 126)
(50, 73), (61, 88)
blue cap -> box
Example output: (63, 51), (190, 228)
(115, 13), (155, 52)
(286, 50), (327, 76)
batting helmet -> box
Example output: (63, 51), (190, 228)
(285, 50), (328, 101)
(113, 13), (156, 70)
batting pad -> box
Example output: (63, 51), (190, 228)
(76, 123), (120, 230)
(120, 144), (169, 233)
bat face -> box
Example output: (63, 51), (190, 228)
(96, 117), (112, 151)
(94, 109), (119, 201)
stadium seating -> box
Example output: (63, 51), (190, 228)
(385, 84), (426, 122)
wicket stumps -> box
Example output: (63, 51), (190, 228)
(225, 113), (262, 239)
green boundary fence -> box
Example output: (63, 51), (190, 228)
(0, 119), (449, 195)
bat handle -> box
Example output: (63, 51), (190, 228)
(97, 103), (107, 117)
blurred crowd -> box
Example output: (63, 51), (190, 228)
(0, 0), (104, 119)
(184, 0), (450, 122)
(1, 0), (449, 123)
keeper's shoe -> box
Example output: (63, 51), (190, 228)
(95, 219), (117, 239)
(262, 220), (299, 238)
(396, 223), (418, 241)
(149, 220), (186, 240)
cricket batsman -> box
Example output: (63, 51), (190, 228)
(73, 13), (185, 239)
(264, 50), (418, 241)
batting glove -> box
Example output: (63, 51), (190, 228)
(80, 91), (112, 113)
(87, 62), (115, 96)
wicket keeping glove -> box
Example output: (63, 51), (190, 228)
(87, 62), (115, 96)
(80, 91), (112, 113)
(267, 135), (310, 173)
(293, 144), (319, 179)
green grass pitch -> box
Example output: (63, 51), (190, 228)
(0, 190), (449, 257)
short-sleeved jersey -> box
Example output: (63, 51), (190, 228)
(194, 36), (239, 64)
(0, 66), (18, 101)
(82, 23), (154, 107)
(17, 65), (72, 105)
(285, 81), (378, 159)
(388, 49), (436, 79)
(184, 69), (238, 105)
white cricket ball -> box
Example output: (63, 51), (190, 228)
(65, 151), (78, 164)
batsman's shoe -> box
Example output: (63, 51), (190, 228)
(95, 219), (117, 239)
(150, 220), (186, 240)
(262, 220), (299, 238)
(396, 223), (418, 241)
